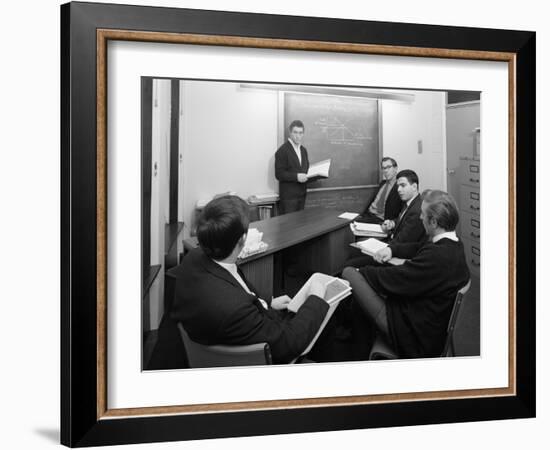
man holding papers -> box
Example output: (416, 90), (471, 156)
(342, 190), (470, 359)
(275, 120), (312, 214)
(171, 195), (330, 364)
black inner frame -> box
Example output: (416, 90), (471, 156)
(61, 2), (536, 447)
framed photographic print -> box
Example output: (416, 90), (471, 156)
(61, 1), (535, 447)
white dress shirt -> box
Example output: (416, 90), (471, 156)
(288, 138), (302, 165)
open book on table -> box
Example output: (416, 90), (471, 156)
(306, 159), (331, 178)
(284, 272), (352, 357)
(349, 238), (406, 266)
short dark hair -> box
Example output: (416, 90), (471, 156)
(381, 157), (397, 168)
(196, 195), (250, 260)
(288, 120), (305, 131)
(421, 189), (460, 231)
(396, 169), (419, 187)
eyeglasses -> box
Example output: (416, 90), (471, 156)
(381, 165), (394, 170)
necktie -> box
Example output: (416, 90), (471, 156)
(372, 182), (390, 215)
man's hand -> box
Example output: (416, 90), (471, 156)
(297, 173), (308, 183)
(381, 220), (395, 232)
(308, 278), (327, 300)
(271, 295), (291, 310)
(374, 247), (392, 264)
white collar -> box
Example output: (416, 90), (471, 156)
(288, 138), (301, 151)
(432, 231), (458, 243)
(213, 259), (237, 272)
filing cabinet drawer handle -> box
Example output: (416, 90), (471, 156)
(470, 205), (480, 211)
(469, 178), (479, 183)
(470, 232), (480, 239)
(471, 259), (480, 267)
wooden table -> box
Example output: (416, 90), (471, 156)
(182, 208), (354, 300)
(239, 208), (353, 300)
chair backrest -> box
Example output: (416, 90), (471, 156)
(177, 323), (272, 368)
(441, 279), (472, 357)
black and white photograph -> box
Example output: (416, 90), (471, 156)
(53, 1), (539, 447)
(142, 78), (481, 370)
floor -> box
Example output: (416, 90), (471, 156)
(143, 266), (481, 370)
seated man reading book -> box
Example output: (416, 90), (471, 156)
(342, 190), (470, 359)
(171, 195), (330, 364)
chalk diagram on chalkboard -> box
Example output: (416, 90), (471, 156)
(284, 92), (380, 190)
(315, 116), (373, 146)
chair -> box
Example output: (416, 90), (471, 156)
(369, 280), (472, 360)
(177, 323), (273, 368)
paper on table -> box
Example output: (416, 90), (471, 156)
(353, 222), (384, 232)
(307, 159), (331, 178)
(338, 212), (360, 220)
(350, 222), (388, 238)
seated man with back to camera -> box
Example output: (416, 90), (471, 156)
(355, 157), (402, 224)
(347, 169), (426, 268)
(342, 190), (470, 359)
(171, 195), (330, 364)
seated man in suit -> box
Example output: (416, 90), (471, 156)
(342, 190), (470, 359)
(171, 195), (330, 364)
(347, 169), (426, 268)
(356, 157), (402, 224)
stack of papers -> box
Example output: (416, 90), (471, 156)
(238, 228), (268, 259)
(350, 221), (388, 238)
(248, 193), (279, 204)
(307, 159), (331, 178)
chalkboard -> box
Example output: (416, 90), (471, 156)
(305, 187), (377, 214)
(284, 93), (380, 189)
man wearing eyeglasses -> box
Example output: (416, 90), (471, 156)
(356, 157), (401, 224)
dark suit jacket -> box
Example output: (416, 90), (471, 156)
(275, 141), (309, 201)
(357, 180), (401, 222)
(360, 238), (470, 358)
(388, 193), (426, 246)
(171, 248), (329, 364)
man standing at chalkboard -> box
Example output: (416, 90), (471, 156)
(275, 120), (310, 215)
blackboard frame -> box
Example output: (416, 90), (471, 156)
(61, 2), (535, 446)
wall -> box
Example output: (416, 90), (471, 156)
(181, 82), (446, 230)
(147, 79), (172, 330)
(381, 90), (447, 191)
(181, 81), (279, 231)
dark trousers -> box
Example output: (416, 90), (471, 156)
(344, 251), (377, 269)
(342, 267), (393, 354)
(279, 195), (306, 215)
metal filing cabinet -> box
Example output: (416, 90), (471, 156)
(458, 157), (480, 279)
